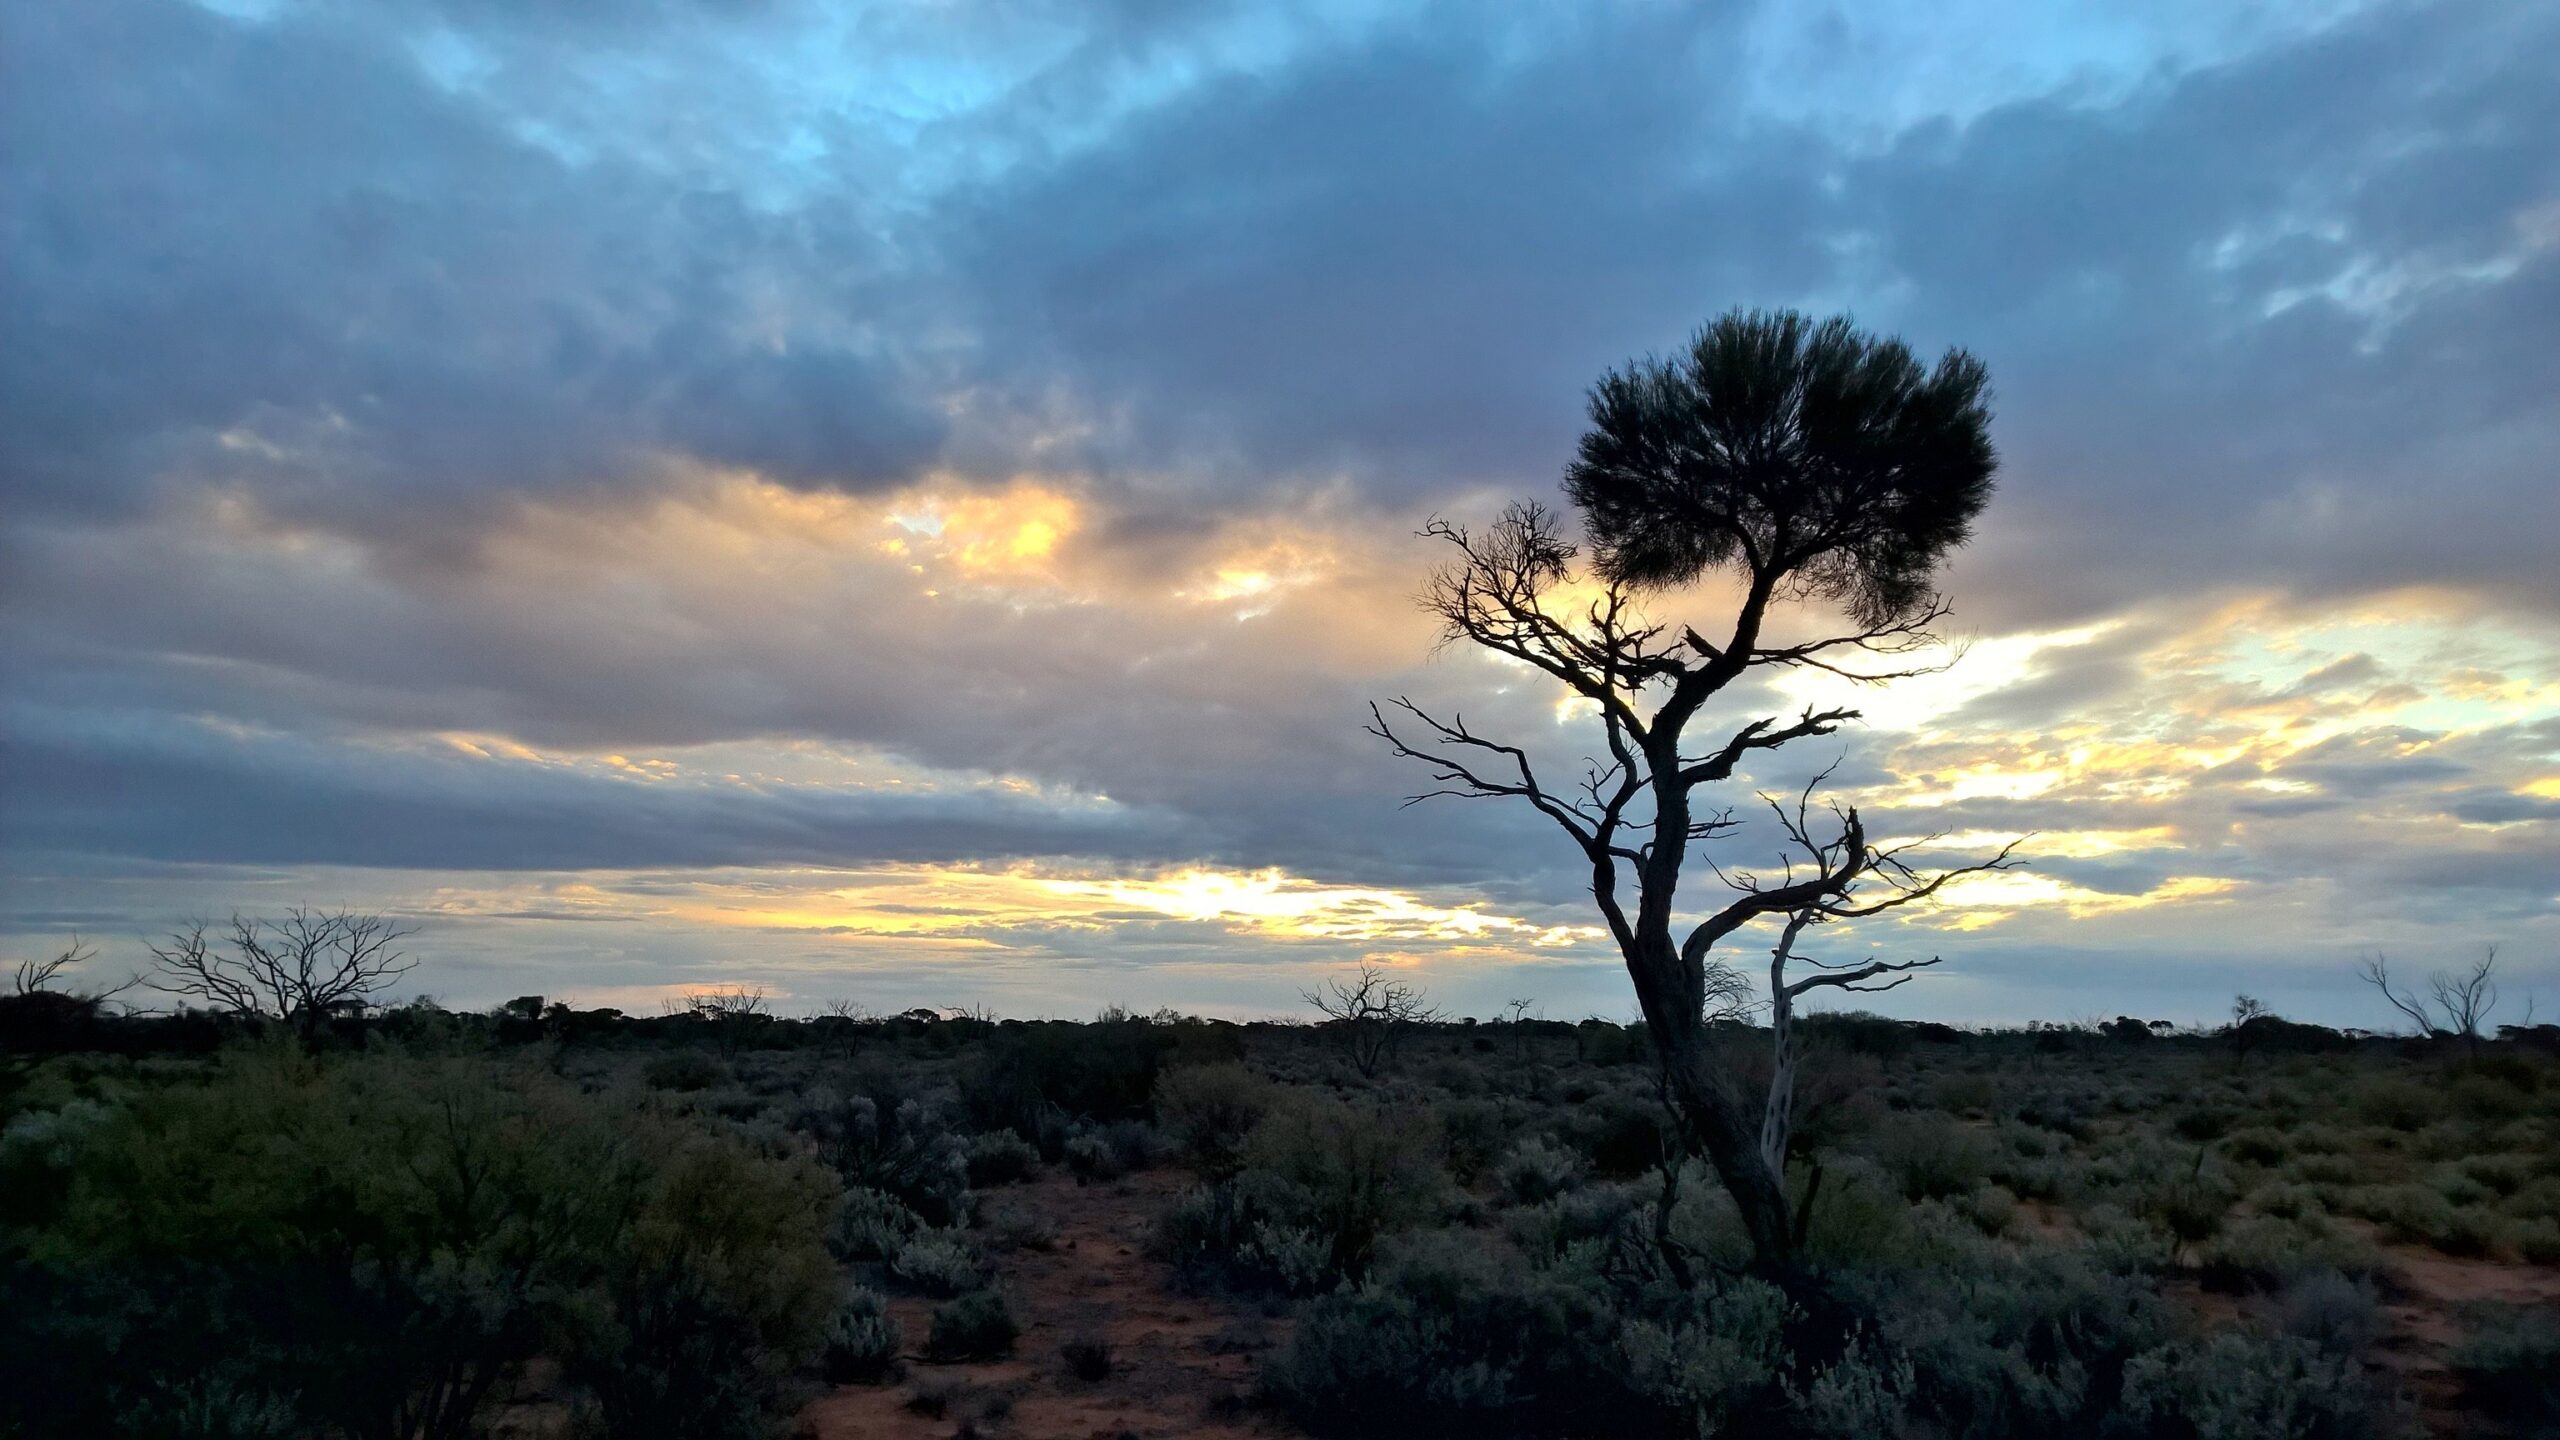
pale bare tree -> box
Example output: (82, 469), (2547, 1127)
(148, 910), (416, 1045)
(1303, 962), (1443, 1078)
(1739, 771), (2010, 1192)
(2360, 947), (2512, 1060)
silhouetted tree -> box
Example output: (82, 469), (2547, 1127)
(3, 937), (138, 1061)
(148, 910), (416, 1047)
(2227, 994), (2272, 1067)
(2360, 947), (2517, 1061)
(1303, 963), (1443, 1078)
(1370, 310), (2015, 1273)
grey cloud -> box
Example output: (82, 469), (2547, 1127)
(0, 1), (944, 523)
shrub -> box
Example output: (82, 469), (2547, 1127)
(1932, 1071), (1999, 1115)
(2196, 1216), (2382, 1295)
(2452, 1304), (2560, 1427)
(823, 1288), (902, 1383)
(1871, 1111), (1994, 1201)
(1568, 1091), (1672, 1179)
(1791, 1332), (1917, 1438)
(889, 1230), (983, 1297)
(1064, 1132), (1124, 1182)
(1494, 1135), (1587, 1204)
(1152, 1172), (1336, 1296)
(1618, 1278), (1795, 1433)
(960, 1018), (1172, 1134)
(1096, 1116), (1166, 1170)
(1262, 1232), (1654, 1437)
(569, 1124), (839, 1440)
(1154, 1063), (1272, 1179)
(643, 1050), (726, 1092)
(2172, 1107), (2234, 1142)
(1248, 1097), (1445, 1278)
(1799, 1157), (1915, 1266)
(924, 1289), (1019, 1362)
(2278, 1269), (2379, 1358)
(2118, 1330), (2375, 1440)
(1437, 1097), (1511, 1185)
(1061, 1331), (1115, 1381)
(2223, 1126), (2289, 1166)
(831, 1185), (923, 1263)
(797, 1087), (972, 1226)
(965, 1130), (1039, 1186)
(4, 1051), (831, 1440)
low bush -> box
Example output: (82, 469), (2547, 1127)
(1871, 1111), (1995, 1201)
(643, 1050), (727, 1092)
(924, 1289), (1019, 1362)
(2117, 1330), (2376, 1440)
(965, 1129), (1039, 1186)
(2452, 1304), (2560, 1427)
(1247, 1096), (1444, 1279)
(1061, 1331), (1115, 1382)
(1152, 1172), (1336, 1296)
(889, 1230), (983, 1296)
(1495, 1134), (1587, 1204)
(1437, 1097), (1511, 1185)
(3, 1051), (835, 1440)
(959, 1017), (1172, 1134)
(823, 1287), (903, 1383)
(1262, 1232), (1654, 1436)
(797, 1086), (972, 1226)
(1154, 1062), (1272, 1179)
(2277, 1269), (2380, 1358)
(1064, 1131), (1123, 1182)
(831, 1185), (923, 1263)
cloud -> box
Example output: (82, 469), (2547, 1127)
(2, 0), (2555, 1024)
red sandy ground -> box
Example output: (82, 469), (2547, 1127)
(799, 1168), (1297, 1440)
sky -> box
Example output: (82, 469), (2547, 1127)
(2, 0), (2555, 1028)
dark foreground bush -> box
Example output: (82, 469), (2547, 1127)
(2453, 1304), (2560, 1427)
(0, 1048), (834, 1440)
(925, 1288), (1020, 1361)
(1263, 1233), (1667, 1436)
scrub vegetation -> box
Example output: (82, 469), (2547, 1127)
(4, 976), (2556, 1439)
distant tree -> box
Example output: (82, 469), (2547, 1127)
(684, 985), (774, 1058)
(1303, 963), (1443, 1078)
(1369, 310), (2015, 1274)
(2227, 994), (2272, 1067)
(820, 997), (878, 1063)
(1504, 996), (1537, 1059)
(2359, 947), (2516, 1061)
(3, 937), (139, 1061)
(148, 910), (416, 1047)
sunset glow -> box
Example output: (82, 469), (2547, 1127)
(2, 0), (2552, 1028)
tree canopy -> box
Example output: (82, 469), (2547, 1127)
(1563, 309), (1995, 627)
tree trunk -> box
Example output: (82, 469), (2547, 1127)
(1623, 932), (1796, 1268)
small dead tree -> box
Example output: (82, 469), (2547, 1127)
(1742, 773), (2013, 1212)
(2360, 948), (2511, 1061)
(15, 936), (137, 1005)
(148, 910), (416, 1046)
(1303, 963), (1443, 1078)
(5, 937), (140, 1062)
